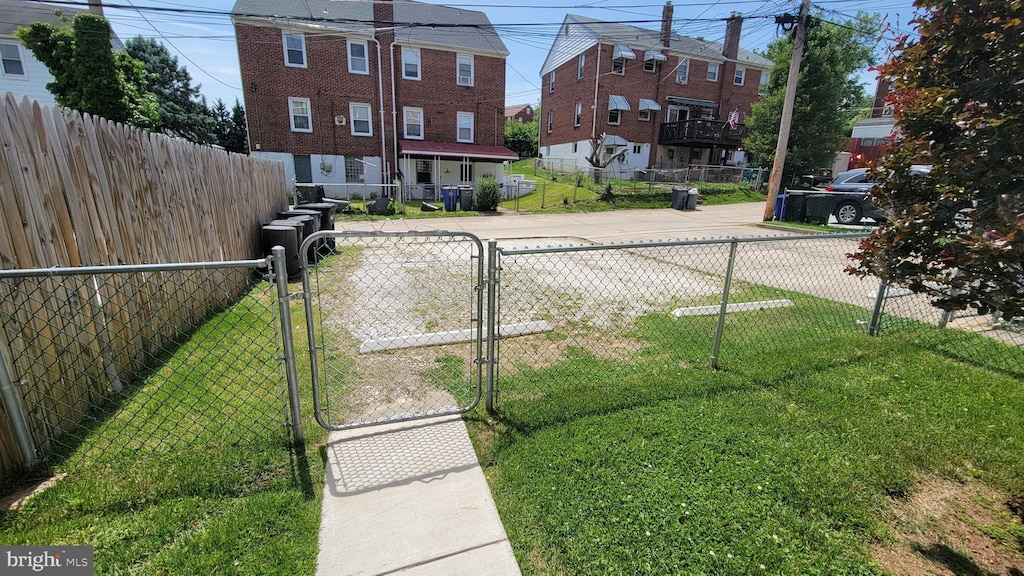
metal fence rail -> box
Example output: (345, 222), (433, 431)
(0, 259), (290, 476)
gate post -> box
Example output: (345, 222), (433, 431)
(271, 247), (305, 447)
(485, 240), (499, 414)
(711, 239), (739, 369)
(0, 345), (36, 467)
(868, 278), (889, 336)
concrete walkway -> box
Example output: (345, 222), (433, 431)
(316, 415), (520, 576)
(315, 203), (789, 575)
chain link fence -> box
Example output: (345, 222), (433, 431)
(302, 231), (484, 430)
(0, 260), (290, 479)
(491, 234), (1024, 408)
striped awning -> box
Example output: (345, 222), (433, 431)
(639, 98), (662, 111)
(608, 94), (631, 111)
(612, 44), (636, 60)
(667, 96), (717, 108)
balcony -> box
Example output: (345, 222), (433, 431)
(659, 119), (747, 147)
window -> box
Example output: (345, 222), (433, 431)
(608, 109), (621, 125)
(457, 112), (474, 143)
(460, 163), (473, 182)
(457, 54), (474, 86)
(548, 71), (555, 94)
(574, 101), (582, 126)
(349, 103), (372, 136)
(666, 107), (687, 122)
(282, 33), (306, 67)
(643, 59), (657, 72)
(345, 157), (365, 182)
(605, 146), (614, 156)
(415, 160), (432, 183)
(612, 59), (625, 75)
(402, 47), (420, 80)
(0, 43), (26, 77)
(289, 98), (312, 132)
(571, 142), (578, 153)
(759, 70), (770, 95)
(675, 58), (689, 84)
(734, 67), (746, 85)
(547, 111), (553, 133)
(707, 63), (719, 82)
(638, 108), (651, 121)
(577, 54), (585, 79)
(348, 40), (368, 75)
(632, 144), (641, 154)
(403, 107), (423, 139)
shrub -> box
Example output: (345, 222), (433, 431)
(475, 175), (500, 211)
(599, 182), (614, 202)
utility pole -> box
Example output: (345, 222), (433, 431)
(762, 0), (811, 221)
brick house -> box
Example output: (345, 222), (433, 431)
(844, 77), (897, 168)
(232, 0), (517, 199)
(538, 3), (771, 175)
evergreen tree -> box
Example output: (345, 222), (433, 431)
(225, 99), (249, 154)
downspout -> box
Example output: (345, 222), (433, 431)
(591, 43), (601, 139)
(370, 38), (388, 186)
(390, 41), (400, 191)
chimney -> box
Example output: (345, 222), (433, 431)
(660, 1), (673, 48)
(88, 0), (105, 17)
(723, 12), (742, 59)
(373, 0), (394, 26)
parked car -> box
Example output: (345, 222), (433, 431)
(822, 166), (932, 225)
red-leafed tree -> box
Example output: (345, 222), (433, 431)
(849, 0), (1024, 321)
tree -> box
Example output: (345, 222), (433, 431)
(124, 36), (215, 144)
(16, 13), (158, 128)
(744, 13), (878, 183)
(586, 134), (628, 183)
(504, 118), (538, 159)
(849, 0), (1024, 320)
(225, 99), (249, 154)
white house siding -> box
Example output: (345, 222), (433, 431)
(0, 37), (58, 106)
(251, 151), (382, 197)
(539, 17), (598, 76)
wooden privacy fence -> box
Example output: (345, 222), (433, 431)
(0, 92), (288, 479)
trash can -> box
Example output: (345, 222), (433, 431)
(279, 209), (321, 263)
(294, 184), (324, 204)
(297, 202), (338, 254)
(261, 225), (300, 279)
(784, 191), (807, 222)
(459, 185), (474, 211)
(671, 187), (687, 210)
(685, 187), (699, 210)
(773, 194), (789, 221)
(804, 194), (835, 225)
(441, 186), (459, 211)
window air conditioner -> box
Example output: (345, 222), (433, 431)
(334, 115), (347, 126)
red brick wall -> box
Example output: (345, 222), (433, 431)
(236, 23), (506, 156)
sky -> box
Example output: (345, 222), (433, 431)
(50, 0), (924, 110)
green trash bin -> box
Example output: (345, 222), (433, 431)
(784, 191), (808, 222)
(804, 194), (836, 225)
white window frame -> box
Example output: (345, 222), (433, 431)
(547, 111), (553, 133)
(759, 70), (770, 95)
(638, 108), (651, 122)
(707, 62), (719, 82)
(548, 71), (555, 94)
(577, 54), (585, 79)
(1, 42), (27, 78)
(574, 101), (582, 126)
(608, 109), (621, 125)
(675, 58), (689, 84)
(404, 107), (424, 139)
(632, 144), (642, 154)
(734, 67), (746, 86)
(612, 58), (625, 75)
(401, 46), (421, 80)
(349, 103), (372, 136)
(643, 59), (657, 73)
(457, 54), (474, 86)
(348, 39), (369, 75)
(282, 33), (306, 68)
(457, 112), (474, 143)
(289, 97), (312, 132)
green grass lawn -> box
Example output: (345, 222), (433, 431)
(0, 283), (327, 576)
(467, 306), (1024, 574)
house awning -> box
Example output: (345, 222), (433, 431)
(639, 98), (662, 111)
(608, 94), (631, 111)
(643, 50), (667, 62)
(603, 134), (628, 146)
(612, 44), (636, 60)
(398, 140), (519, 161)
(667, 96), (718, 108)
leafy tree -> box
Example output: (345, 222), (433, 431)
(124, 36), (215, 144)
(744, 13), (878, 182)
(849, 0), (1024, 320)
(16, 13), (158, 128)
(504, 119), (538, 159)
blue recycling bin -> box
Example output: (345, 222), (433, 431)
(773, 194), (789, 221)
(441, 186), (459, 211)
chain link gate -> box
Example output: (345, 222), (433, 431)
(299, 230), (485, 430)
